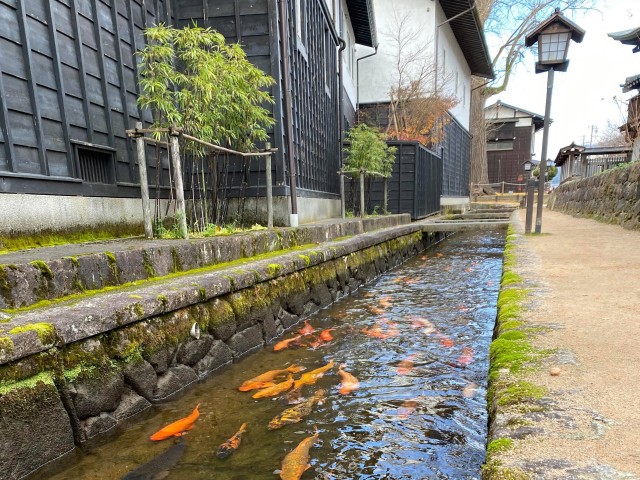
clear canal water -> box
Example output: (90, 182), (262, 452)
(47, 230), (505, 480)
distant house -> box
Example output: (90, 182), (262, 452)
(0, 0), (377, 238)
(484, 101), (545, 188)
(356, 0), (493, 203)
(608, 26), (640, 162)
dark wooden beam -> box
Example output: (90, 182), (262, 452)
(16, 1), (48, 175)
(88, 0), (118, 181)
(69, 0), (95, 145)
(45, 0), (75, 178)
(111, 0), (137, 182)
(0, 65), (16, 172)
(234, 0), (242, 42)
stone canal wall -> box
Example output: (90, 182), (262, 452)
(0, 223), (443, 480)
(548, 161), (640, 230)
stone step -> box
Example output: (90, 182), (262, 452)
(0, 215), (410, 311)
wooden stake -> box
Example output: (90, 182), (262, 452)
(169, 129), (188, 239)
(135, 122), (153, 239)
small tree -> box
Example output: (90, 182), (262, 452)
(532, 165), (557, 181)
(384, 10), (458, 146)
(137, 24), (275, 153)
(343, 124), (397, 215)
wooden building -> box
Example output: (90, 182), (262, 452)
(0, 0), (376, 236)
(608, 26), (640, 162)
(484, 101), (545, 188)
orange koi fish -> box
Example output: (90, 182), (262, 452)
(252, 374), (295, 399)
(420, 256), (427, 260)
(337, 364), (360, 395)
(298, 320), (314, 336)
(463, 382), (478, 398)
(398, 399), (418, 419)
(379, 297), (392, 308)
(439, 336), (455, 348)
(293, 360), (335, 389)
(436, 252), (443, 258)
(217, 422), (248, 459)
(239, 365), (305, 391)
(279, 428), (320, 480)
(457, 347), (474, 366)
(396, 353), (418, 375)
(150, 404), (201, 441)
(319, 328), (335, 342)
(268, 390), (325, 430)
(410, 317), (436, 335)
(274, 335), (303, 352)
(305, 335), (323, 349)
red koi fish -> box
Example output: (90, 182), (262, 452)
(457, 347), (474, 366)
(298, 320), (314, 336)
(274, 335), (303, 352)
(439, 335), (455, 348)
(306, 335), (323, 349)
(398, 399), (418, 419)
(396, 353), (419, 375)
(150, 404), (201, 441)
(217, 422), (248, 459)
(319, 328), (335, 342)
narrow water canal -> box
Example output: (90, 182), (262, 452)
(48, 230), (505, 480)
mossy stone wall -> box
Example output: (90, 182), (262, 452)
(0, 229), (441, 480)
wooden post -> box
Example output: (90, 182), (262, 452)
(360, 170), (365, 217)
(501, 181), (505, 194)
(383, 176), (388, 214)
(169, 129), (188, 239)
(134, 122), (153, 239)
(265, 142), (273, 228)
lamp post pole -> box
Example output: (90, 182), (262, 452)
(535, 68), (555, 234)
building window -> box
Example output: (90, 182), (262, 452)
(487, 141), (514, 151)
(75, 145), (115, 184)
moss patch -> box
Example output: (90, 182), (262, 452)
(8, 322), (56, 344)
(0, 370), (55, 395)
(30, 260), (53, 279)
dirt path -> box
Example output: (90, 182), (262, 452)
(497, 208), (640, 478)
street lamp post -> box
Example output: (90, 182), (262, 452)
(525, 9), (585, 233)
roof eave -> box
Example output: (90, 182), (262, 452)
(345, 0), (377, 48)
(440, 0), (494, 79)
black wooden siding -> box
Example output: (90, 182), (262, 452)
(487, 124), (532, 187)
(346, 141), (442, 219)
(0, 0), (174, 197)
(174, 0), (341, 199)
(439, 115), (471, 197)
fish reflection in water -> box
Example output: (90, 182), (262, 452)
(122, 440), (186, 480)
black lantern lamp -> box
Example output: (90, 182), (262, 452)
(524, 8), (585, 233)
(525, 8), (585, 73)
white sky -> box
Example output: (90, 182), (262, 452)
(492, 0), (638, 160)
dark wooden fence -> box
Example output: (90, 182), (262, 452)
(346, 141), (442, 219)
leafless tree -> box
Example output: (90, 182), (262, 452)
(470, 0), (595, 193)
(382, 9), (458, 146)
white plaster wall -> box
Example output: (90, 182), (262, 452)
(340, 0), (358, 111)
(357, 0), (473, 129)
(357, 0), (436, 105)
(435, 3), (472, 129)
(0, 194), (155, 235)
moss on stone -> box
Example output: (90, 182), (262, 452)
(482, 459), (530, 480)
(0, 336), (15, 354)
(142, 250), (157, 278)
(497, 381), (546, 406)
(0, 370), (55, 395)
(30, 260), (53, 279)
(486, 438), (514, 458)
(133, 303), (144, 317)
(501, 271), (522, 286)
(267, 263), (282, 276)
(157, 294), (169, 309)
(8, 322), (56, 344)
(298, 254), (311, 267)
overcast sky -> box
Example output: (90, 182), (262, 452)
(492, 0), (638, 160)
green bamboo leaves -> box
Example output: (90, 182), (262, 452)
(344, 124), (396, 177)
(137, 24), (275, 154)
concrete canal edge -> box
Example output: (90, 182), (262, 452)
(0, 222), (447, 480)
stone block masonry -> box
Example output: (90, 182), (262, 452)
(0, 224), (445, 480)
(548, 161), (640, 230)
